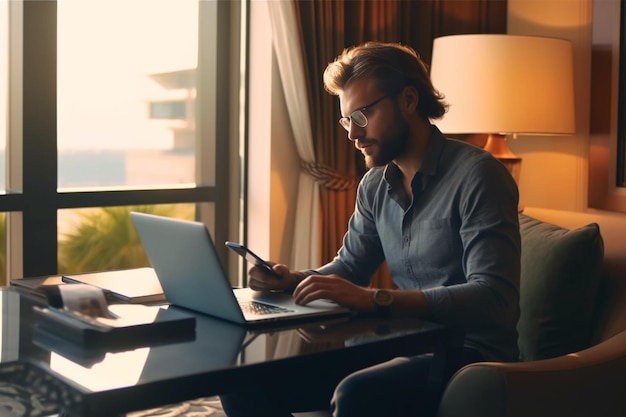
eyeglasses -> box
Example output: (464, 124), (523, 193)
(339, 95), (388, 131)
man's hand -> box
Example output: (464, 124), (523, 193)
(247, 263), (305, 293)
(292, 274), (376, 312)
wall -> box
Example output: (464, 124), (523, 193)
(247, 1), (275, 266)
(508, 0), (623, 217)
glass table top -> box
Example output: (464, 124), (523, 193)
(2, 284), (456, 416)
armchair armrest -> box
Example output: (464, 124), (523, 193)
(438, 330), (626, 417)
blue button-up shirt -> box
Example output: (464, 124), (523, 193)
(316, 126), (521, 361)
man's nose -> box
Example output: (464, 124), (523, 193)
(347, 122), (364, 141)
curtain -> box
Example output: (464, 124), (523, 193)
(270, 0), (507, 285)
(268, 2), (320, 269)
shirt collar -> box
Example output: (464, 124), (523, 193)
(383, 125), (447, 186)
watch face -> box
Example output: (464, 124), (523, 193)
(374, 289), (393, 307)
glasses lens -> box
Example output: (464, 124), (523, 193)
(339, 110), (368, 131)
(339, 118), (351, 131)
(351, 111), (367, 128)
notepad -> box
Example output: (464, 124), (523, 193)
(61, 268), (166, 304)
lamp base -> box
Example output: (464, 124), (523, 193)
(483, 134), (522, 184)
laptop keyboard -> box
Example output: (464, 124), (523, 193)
(239, 300), (293, 315)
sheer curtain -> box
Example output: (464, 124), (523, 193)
(267, 1), (319, 269)
(269, 0), (507, 283)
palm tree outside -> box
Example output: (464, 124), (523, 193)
(58, 204), (193, 274)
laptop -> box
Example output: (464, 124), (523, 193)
(130, 212), (350, 326)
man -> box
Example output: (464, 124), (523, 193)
(221, 41), (520, 417)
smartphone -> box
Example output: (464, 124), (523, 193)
(225, 241), (281, 279)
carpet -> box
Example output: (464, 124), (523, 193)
(0, 361), (227, 417)
(126, 397), (226, 417)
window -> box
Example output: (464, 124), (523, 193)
(0, 2), (7, 192)
(589, 0), (626, 212)
(1, 1), (244, 284)
(57, 0), (199, 189)
(0, 1), (7, 285)
(617, 3), (626, 188)
(149, 101), (188, 120)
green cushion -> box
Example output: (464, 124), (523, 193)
(518, 214), (604, 361)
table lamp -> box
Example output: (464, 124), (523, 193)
(430, 34), (576, 183)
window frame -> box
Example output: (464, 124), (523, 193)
(3, 1), (242, 279)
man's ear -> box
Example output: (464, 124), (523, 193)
(400, 85), (419, 114)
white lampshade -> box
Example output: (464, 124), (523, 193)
(430, 34), (575, 136)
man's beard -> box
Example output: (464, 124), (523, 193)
(365, 120), (410, 169)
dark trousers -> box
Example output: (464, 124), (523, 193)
(219, 347), (483, 417)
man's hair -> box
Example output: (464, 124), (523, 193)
(323, 41), (448, 120)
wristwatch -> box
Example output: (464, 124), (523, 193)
(373, 289), (394, 313)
